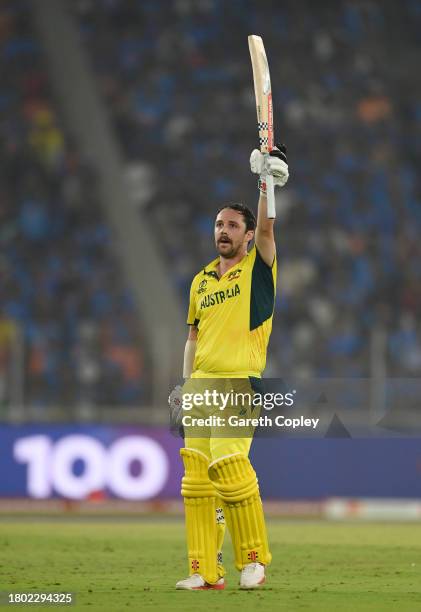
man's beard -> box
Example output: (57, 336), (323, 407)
(216, 240), (240, 258)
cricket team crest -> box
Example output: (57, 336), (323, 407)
(198, 279), (208, 294)
(227, 269), (242, 281)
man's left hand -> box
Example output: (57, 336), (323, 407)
(250, 144), (289, 192)
(168, 385), (184, 436)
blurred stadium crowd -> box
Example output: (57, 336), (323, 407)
(1, 0), (420, 415)
(72, 0), (421, 379)
(0, 0), (147, 412)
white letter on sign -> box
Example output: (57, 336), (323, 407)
(107, 436), (169, 499)
(51, 435), (106, 498)
(13, 435), (52, 498)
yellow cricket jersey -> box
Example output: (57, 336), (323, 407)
(187, 245), (277, 378)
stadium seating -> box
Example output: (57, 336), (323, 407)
(0, 0), (148, 411)
(71, 0), (421, 377)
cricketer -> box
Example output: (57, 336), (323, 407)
(169, 145), (289, 590)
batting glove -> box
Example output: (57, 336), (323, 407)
(250, 144), (289, 194)
(168, 384), (184, 437)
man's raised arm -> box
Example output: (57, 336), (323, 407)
(250, 145), (289, 266)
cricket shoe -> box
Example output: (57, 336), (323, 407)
(240, 562), (266, 589)
(175, 574), (225, 590)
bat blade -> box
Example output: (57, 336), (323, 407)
(248, 34), (276, 218)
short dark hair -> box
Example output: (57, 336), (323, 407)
(216, 203), (256, 232)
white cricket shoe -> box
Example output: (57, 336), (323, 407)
(240, 562), (266, 589)
(175, 573), (225, 590)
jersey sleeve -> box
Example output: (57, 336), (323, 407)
(250, 246), (277, 330)
(187, 277), (198, 325)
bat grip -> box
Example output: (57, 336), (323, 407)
(266, 173), (276, 218)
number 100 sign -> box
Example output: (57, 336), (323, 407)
(13, 434), (169, 500)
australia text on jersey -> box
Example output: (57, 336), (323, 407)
(200, 284), (240, 309)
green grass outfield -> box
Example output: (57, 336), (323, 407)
(1, 519), (421, 611)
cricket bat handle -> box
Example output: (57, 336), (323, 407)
(266, 173), (276, 219)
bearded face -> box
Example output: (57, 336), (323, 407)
(214, 209), (254, 259)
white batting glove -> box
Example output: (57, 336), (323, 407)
(168, 384), (184, 431)
(250, 144), (289, 194)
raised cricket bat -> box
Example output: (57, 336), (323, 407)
(248, 34), (276, 218)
